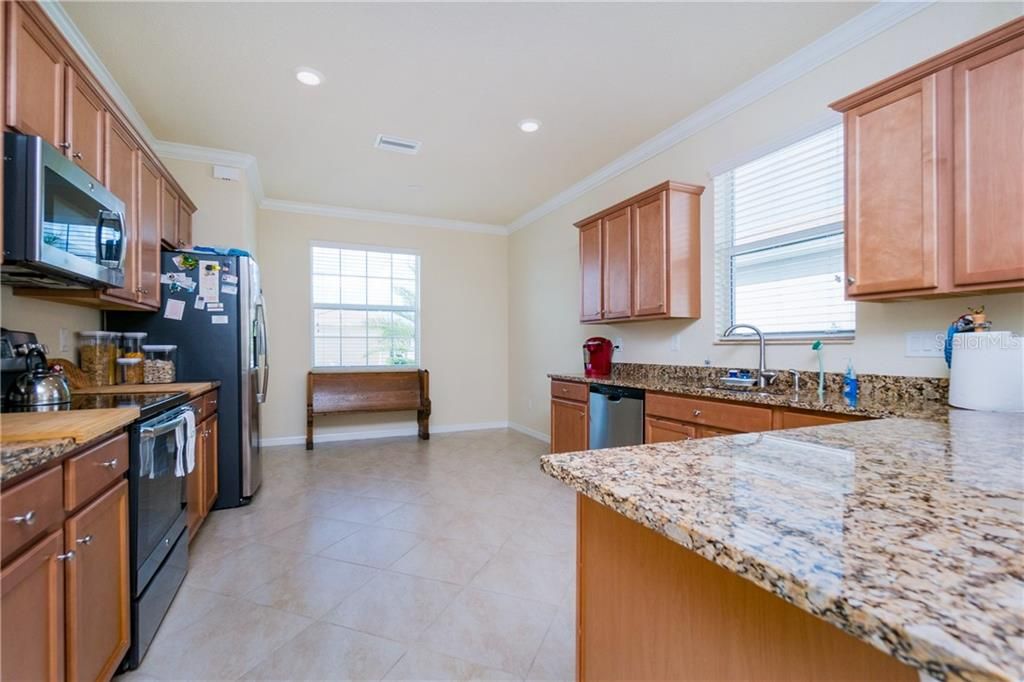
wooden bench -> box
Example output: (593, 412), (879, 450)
(306, 369), (431, 449)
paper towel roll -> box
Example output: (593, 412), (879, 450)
(949, 331), (1024, 412)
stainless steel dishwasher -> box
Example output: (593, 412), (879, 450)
(588, 384), (645, 449)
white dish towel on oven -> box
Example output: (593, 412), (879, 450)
(174, 410), (197, 477)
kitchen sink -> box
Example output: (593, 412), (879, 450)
(701, 385), (782, 399)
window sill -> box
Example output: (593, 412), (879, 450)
(311, 365), (421, 372)
(714, 335), (854, 346)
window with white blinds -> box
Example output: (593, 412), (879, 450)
(311, 243), (419, 368)
(713, 124), (855, 338)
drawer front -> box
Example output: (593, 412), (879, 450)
(644, 417), (697, 444)
(551, 380), (589, 403)
(2, 466), (64, 562)
(646, 393), (771, 433)
(780, 410), (859, 429)
(188, 396), (207, 422)
(203, 389), (219, 416)
(64, 434), (129, 511)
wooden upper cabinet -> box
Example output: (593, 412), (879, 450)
(63, 480), (130, 682)
(138, 154), (163, 308)
(832, 17), (1024, 299)
(843, 74), (945, 297)
(65, 66), (106, 180)
(178, 201), (194, 249)
(1, 529), (65, 682)
(952, 34), (1024, 287)
(632, 191), (668, 317)
(5, 2), (64, 147)
(575, 181), (703, 323)
(579, 220), (603, 322)
(602, 207), (632, 320)
(161, 181), (180, 249)
(104, 114), (138, 303)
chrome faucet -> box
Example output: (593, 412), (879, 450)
(723, 323), (777, 388)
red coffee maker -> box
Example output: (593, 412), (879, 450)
(583, 337), (614, 378)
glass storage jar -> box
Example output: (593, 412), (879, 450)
(117, 357), (144, 385)
(142, 345), (177, 384)
(78, 331), (119, 386)
(120, 332), (147, 360)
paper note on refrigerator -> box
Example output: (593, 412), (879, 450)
(194, 296), (207, 310)
(222, 285), (238, 295)
(221, 274), (239, 285)
(199, 261), (220, 303)
(211, 315), (229, 325)
(163, 298), (185, 321)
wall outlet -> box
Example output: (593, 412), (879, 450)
(670, 332), (681, 352)
(59, 328), (71, 354)
(613, 337), (623, 354)
(905, 331), (944, 358)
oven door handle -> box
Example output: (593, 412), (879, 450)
(140, 407), (193, 439)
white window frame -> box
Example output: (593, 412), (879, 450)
(309, 240), (422, 371)
(712, 116), (855, 342)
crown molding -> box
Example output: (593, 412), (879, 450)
(506, 1), (934, 232)
(151, 140), (266, 202)
(43, 0), (931, 239)
(260, 198), (508, 236)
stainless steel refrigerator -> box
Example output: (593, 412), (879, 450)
(107, 251), (268, 508)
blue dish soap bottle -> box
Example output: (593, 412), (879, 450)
(843, 359), (859, 407)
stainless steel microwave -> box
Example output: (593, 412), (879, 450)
(2, 132), (126, 289)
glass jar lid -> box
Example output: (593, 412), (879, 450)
(141, 344), (178, 351)
(117, 358), (143, 365)
(121, 332), (148, 338)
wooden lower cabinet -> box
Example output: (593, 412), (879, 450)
(188, 396), (220, 540)
(551, 397), (588, 454)
(577, 495), (916, 681)
(644, 416), (696, 444)
(63, 480), (129, 682)
(203, 415), (219, 514)
(1, 530), (66, 682)
(0, 432), (130, 682)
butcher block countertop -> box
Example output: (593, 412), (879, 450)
(0, 408), (139, 484)
(542, 412), (1024, 681)
(75, 381), (220, 398)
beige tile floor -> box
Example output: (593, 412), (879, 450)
(119, 429), (576, 681)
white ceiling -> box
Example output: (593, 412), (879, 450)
(62, 2), (871, 227)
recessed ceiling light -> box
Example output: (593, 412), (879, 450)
(518, 118), (541, 133)
(295, 67), (324, 86)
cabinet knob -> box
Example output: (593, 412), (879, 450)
(692, 409), (702, 417)
(72, 152), (83, 160)
(57, 551), (75, 562)
(76, 534), (94, 545)
(847, 276), (856, 285)
(100, 458), (119, 469)
(10, 510), (36, 525)
(59, 142), (71, 150)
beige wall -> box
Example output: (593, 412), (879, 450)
(0, 288), (101, 357)
(508, 3), (1024, 436)
(256, 209), (509, 443)
(161, 157), (259, 256)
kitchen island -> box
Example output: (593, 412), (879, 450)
(541, 412), (1023, 681)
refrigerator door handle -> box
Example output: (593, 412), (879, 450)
(256, 296), (269, 403)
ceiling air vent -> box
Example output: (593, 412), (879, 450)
(374, 134), (421, 155)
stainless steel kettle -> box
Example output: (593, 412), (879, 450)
(5, 347), (72, 409)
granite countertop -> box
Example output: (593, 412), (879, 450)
(1, 438), (78, 484)
(548, 372), (951, 421)
(541, 412), (1024, 681)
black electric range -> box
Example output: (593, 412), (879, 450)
(2, 391), (189, 419)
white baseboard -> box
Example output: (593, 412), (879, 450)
(508, 421), (551, 444)
(261, 420), (512, 447)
